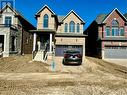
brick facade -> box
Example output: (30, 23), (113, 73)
(85, 8), (127, 59)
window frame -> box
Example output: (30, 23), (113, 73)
(77, 23), (80, 33)
(43, 14), (49, 28)
(111, 20), (119, 37)
(105, 26), (110, 37)
(5, 16), (12, 26)
(69, 21), (75, 33)
(64, 23), (68, 33)
(119, 27), (124, 36)
(112, 27), (119, 37)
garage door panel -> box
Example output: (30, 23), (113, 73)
(104, 46), (127, 59)
(55, 45), (83, 56)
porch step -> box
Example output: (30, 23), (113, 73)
(34, 51), (44, 61)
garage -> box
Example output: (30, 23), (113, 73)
(55, 45), (83, 56)
(104, 46), (127, 59)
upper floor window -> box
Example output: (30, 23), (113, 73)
(69, 21), (75, 32)
(105, 27), (110, 36)
(112, 20), (119, 27)
(77, 23), (80, 33)
(5, 16), (12, 27)
(43, 14), (48, 28)
(112, 27), (119, 36)
(111, 20), (119, 36)
(64, 23), (68, 32)
(120, 27), (124, 36)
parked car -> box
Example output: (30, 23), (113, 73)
(63, 50), (82, 65)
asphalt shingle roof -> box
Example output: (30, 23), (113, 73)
(57, 16), (65, 23)
(95, 14), (108, 24)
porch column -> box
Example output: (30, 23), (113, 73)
(33, 33), (37, 51)
(3, 33), (9, 57)
(49, 33), (52, 52)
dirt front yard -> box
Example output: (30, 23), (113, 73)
(0, 55), (127, 95)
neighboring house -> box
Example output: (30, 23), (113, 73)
(85, 8), (127, 59)
(31, 5), (86, 62)
(0, 4), (36, 57)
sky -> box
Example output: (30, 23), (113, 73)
(10, 0), (127, 29)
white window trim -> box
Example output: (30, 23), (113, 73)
(105, 27), (110, 37)
(112, 27), (119, 37)
(119, 27), (125, 37)
(2, 14), (14, 25)
(76, 23), (80, 33)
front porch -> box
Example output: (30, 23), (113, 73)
(31, 30), (55, 62)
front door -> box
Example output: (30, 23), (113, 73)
(40, 34), (50, 51)
(0, 35), (4, 52)
(11, 36), (15, 51)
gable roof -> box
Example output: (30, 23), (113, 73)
(95, 8), (127, 24)
(102, 8), (127, 23)
(61, 10), (85, 24)
(35, 5), (55, 16)
(0, 4), (18, 15)
(0, 4), (36, 29)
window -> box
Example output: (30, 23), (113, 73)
(111, 20), (119, 36)
(69, 21), (75, 32)
(43, 14), (48, 28)
(77, 23), (80, 33)
(5, 16), (12, 26)
(64, 23), (68, 32)
(105, 27), (110, 36)
(120, 27), (124, 36)
(112, 27), (119, 36)
(112, 20), (119, 26)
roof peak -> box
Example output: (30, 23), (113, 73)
(102, 8), (127, 23)
(35, 4), (55, 16)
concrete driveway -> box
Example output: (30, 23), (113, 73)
(104, 59), (127, 67)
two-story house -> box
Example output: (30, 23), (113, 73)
(0, 4), (36, 57)
(31, 5), (86, 62)
(85, 8), (127, 59)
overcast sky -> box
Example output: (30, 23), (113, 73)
(13, 0), (127, 29)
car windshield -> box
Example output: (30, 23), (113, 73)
(65, 50), (80, 54)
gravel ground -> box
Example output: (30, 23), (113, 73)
(0, 55), (127, 95)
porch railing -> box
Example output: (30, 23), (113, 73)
(43, 46), (48, 61)
(32, 50), (37, 59)
(0, 24), (18, 30)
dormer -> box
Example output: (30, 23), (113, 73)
(35, 5), (57, 30)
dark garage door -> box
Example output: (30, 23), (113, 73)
(104, 46), (127, 59)
(55, 45), (83, 56)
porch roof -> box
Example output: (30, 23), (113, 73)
(29, 29), (56, 33)
(55, 33), (87, 37)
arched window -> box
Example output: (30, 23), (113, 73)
(112, 20), (119, 26)
(43, 14), (48, 28)
(64, 23), (68, 32)
(77, 23), (80, 33)
(111, 20), (119, 36)
(69, 21), (75, 32)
